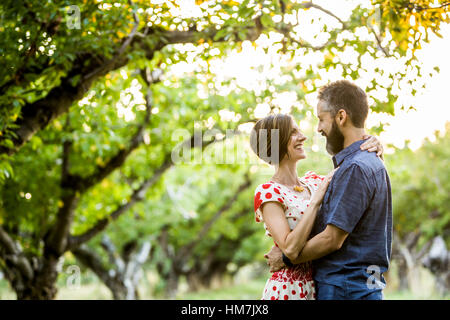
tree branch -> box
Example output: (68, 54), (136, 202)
(71, 245), (117, 289)
(61, 114), (73, 186)
(43, 114), (80, 257)
(44, 190), (79, 257)
(67, 69), (160, 194)
(369, 26), (391, 57)
(47, 69), (157, 254)
(177, 173), (252, 260)
(408, 1), (450, 11)
(275, 1), (348, 51)
(101, 235), (125, 273)
(66, 153), (173, 250)
(0, 5), (62, 95)
(83, 1), (141, 82)
(0, 17), (264, 157)
(299, 1), (347, 28)
(0, 226), (34, 280)
(157, 225), (173, 260)
(121, 239), (138, 264)
(66, 123), (245, 250)
(278, 27), (337, 50)
(0, 52), (127, 157)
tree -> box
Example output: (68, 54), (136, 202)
(0, 65), (245, 298)
(1, 0), (448, 160)
(152, 170), (254, 297)
(0, 0), (449, 299)
(422, 235), (449, 296)
(386, 122), (450, 293)
(72, 235), (151, 300)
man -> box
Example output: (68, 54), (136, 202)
(265, 80), (393, 300)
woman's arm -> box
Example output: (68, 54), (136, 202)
(260, 170), (335, 261)
(261, 200), (321, 261)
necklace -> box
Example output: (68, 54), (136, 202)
(271, 176), (305, 193)
(293, 177), (305, 193)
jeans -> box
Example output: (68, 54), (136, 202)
(316, 283), (383, 300)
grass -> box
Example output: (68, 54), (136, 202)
(176, 277), (268, 300)
(1, 267), (448, 300)
(176, 277), (449, 300)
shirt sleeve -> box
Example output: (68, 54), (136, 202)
(254, 183), (286, 223)
(325, 164), (372, 234)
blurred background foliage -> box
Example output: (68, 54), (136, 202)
(0, 0), (449, 299)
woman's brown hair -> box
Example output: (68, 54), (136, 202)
(250, 114), (294, 165)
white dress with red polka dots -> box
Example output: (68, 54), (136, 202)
(254, 171), (325, 300)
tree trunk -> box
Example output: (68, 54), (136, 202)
(72, 238), (151, 300)
(396, 257), (410, 291)
(73, 245), (128, 299)
(5, 259), (59, 300)
(0, 225), (59, 299)
(109, 277), (128, 300)
(186, 258), (230, 292)
(165, 272), (180, 299)
(422, 236), (450, 296)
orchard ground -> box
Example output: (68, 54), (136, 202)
(0, 262), (447, 300)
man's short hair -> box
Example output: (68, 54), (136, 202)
(318, 80), (368, 128)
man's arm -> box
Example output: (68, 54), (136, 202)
(291, 164), (370, 264)
(266, 164), (370, 271)
(290, 224), (349, 264)
(265, 224), (349, 272)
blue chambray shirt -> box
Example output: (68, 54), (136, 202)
(311, 140), (393, 299)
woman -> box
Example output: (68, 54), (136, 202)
(250, 114), (383, 300)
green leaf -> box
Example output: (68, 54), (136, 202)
(70, 74), (81, 87)
(260, 14), (273, 27)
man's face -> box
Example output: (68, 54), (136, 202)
(317, 100), (345, 155)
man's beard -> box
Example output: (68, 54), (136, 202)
(325, 121), (345, 155)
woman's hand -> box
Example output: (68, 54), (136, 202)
(361, 134), (384, 160)
(310, 168), (337, 207)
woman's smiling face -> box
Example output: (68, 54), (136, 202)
(285, 119), (307, 162)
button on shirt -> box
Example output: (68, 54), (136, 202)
(312, 140), (393, 299)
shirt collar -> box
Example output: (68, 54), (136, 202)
(332, 140), (365, 168)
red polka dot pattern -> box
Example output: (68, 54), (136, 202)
(254, 172), (323, 300)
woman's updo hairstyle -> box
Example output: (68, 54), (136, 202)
(250, 114), (294, 165)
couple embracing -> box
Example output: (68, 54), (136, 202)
(250, 80), (392, 300)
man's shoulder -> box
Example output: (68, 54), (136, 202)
(348, 150), (386, 175)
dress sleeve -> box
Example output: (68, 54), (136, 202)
(302, 171), (325, 193)
(254, 183), (286, 223)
